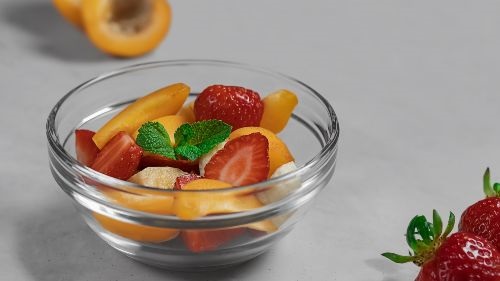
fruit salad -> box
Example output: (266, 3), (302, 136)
(75, 82), (299, 253)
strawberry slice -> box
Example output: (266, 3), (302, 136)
(174, 173), (202, 190)
(91, 132), (143, 180)
(204, 133), (270, 186)
(139, 154), (200, 173)
(181, 228), (246, 253)
(75, 129), (100, 166)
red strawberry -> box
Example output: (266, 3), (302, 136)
(383, 210), (500, 281)
(181, 228), (246, 253)
(414, 259), (438, 281)
(459, 168), (500, 250)
(204, 133), (269, 186)
(91, 132), (143, 180)
(194, 85), (264, 130)
(75, 129), (100, 166)
(139, 154), (199, 173)
(174, 173), (201, 190)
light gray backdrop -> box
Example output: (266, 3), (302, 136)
(1, 0), (499, 280)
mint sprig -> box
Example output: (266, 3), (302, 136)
(174, 120), (232, 160)
(136, 122), (176, 159)
(136, 120), (231, 161)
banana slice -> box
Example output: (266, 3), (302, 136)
(128, 167), (186, 189)
(199, 141), (227, 176)
(256, 161), (300, 227)
(256, 161), (300, 204)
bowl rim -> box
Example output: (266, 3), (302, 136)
(47, 59), (340, 195)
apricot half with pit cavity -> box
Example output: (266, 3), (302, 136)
(82, 0), (172, 57)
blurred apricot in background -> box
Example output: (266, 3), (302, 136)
(53, 0), (172, 57)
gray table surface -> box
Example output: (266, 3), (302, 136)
(2, 0), (500, 280)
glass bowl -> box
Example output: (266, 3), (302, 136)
(46, 60), (339, 271)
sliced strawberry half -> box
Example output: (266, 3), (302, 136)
(204, 133), (270, 186)
(91, 131), (143, 180)
(75, 129), (100, 166)
(181, 228), (246, 253)
(139, 154), (200, 173)
(174, 173), (202, 190)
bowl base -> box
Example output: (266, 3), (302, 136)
(128, 250), (266, 272)
(95, 225), (291, 271)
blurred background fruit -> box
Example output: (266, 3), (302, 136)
(53, 0), (172, 57)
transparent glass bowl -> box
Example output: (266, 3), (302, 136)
(46, 60), (339, 271)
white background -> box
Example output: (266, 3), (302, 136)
(1, 0), (500, 280)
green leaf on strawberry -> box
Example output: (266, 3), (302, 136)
(136, 122), (176, 160)
(384, 209), (500, 280)
(382, 210), (455, 266)
(484, 168), (500, 197)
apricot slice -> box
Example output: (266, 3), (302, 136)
(102, 167), (185, 214)
(53, 0), (83, 28)
(230, 127), (294, 176)
(176, 101), (195, 123)
(174, 179), (276, 233)
(132, 115), (187, 144)
(260, 89), (298, 134)
(93, 83), (189, 149)
(94, 167), (183, 242)
(94, 213), (179, 242)
(81, 0), (172, 57)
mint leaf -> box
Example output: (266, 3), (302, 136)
(174, 120), (231, 160)
(174, 123), (194, 147)
(136, 122), (176, 159)
(175, 145), (202, 161)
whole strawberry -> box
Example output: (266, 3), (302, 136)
(383, 210), (500, 281)
(459, 168), (500, 250)
(194, 85), (264, 130)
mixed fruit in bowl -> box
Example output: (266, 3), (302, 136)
(74, 82), (300, 252)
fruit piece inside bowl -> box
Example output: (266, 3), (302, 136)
(74, 82), (299, 253)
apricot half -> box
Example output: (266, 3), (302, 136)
(93, 83), (189, 149)
(81, 0), (172, 57)
(94, 213), (179, 242)
(94, 168), (182, 243)
(174, 179), (277, 233)
(53, 0), (83, 28)
(260, 89), (298, 133)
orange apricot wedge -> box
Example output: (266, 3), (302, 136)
(229, 127), (294, 176)
(132, 115), (188, 145)
(260, 89), (298, 133)
(94, 167), (184, 243)
(174, 179), (276, 233)
(94, 213), (179, 242)
(100, 167), (184, 215)
(53, 0), (83, 28)
(176, 101), (195, 123)
(93, 83), (189, 149)
(81, 0), (172, 57)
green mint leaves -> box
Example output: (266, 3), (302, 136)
(174, 120), (232, 160)
(136, 120), (231, 161)
(136, 122), (176, 159)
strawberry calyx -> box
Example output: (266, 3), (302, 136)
(382, 210), (455, 267)
(483, 168), (500, 198)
